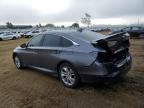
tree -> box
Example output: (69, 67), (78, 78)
(36, 25), (39, 28)
(71, 23), (79, 28)
(6, 22), (13, 28)
(36, 24), (42, 28)
(81, 13), (91, 27)
(38, 24), (42, 27)
(45, 23), (55, 28)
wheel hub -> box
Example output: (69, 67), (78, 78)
(61, 66), (75, 86)
(15, 57), (20, 68)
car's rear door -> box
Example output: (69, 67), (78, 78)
(37, 34), (74, 72)
(37, 34), (62, 71)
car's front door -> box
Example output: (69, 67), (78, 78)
(21, 35), (44, 67)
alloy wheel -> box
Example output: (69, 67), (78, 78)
(60, 66), (76, 86)
(14, 56), (21, 69)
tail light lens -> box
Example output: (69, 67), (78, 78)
(107, 41), (117, 47)
(97, 39), (115, 54)
(97, 39), (109, 50)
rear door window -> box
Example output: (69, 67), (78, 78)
(61, 37), (73, 47)
(42, 34), (73, 47)
(42, 34), (61, 47)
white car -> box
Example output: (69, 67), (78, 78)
(12, 31), (22, 38)
(24, 30), (41, 38)
(0, 32), (19, 41)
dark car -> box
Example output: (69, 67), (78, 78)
(112, 26), (144, 38)
(13, 30), (132, 88)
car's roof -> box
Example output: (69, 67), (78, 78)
(123, 26), (144, 29)
(43, 29), (106, 42)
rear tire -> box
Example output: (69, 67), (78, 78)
(139, 34), (144, 38)
(14, 56), (24, 69)
(12, 37), (16, 40)
(59, 63), (80, 88)
(0, 38), (3, 41)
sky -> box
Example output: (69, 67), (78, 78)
(0, 0), (144, 26)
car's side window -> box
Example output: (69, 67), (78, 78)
(42, 34), (73, 47)
(132, 27), (139, 30)
(123, 27), (130, 31)
(27, 35), (43, 47)
(42, 34), (61, 47)
(61, 37), (73, 47)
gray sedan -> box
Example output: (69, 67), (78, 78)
(13, 30), (132, 88)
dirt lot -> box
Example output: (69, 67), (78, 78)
(0, 38), (144, 108)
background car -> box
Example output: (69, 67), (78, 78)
(0, 32), (19, 41)
(13, 30), (132, 88)
(112, 26), (144, 38)
(24, 30), (41, 38)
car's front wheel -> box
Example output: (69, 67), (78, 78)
(59, 63), (80, 88)
(14, 56), (24, 69)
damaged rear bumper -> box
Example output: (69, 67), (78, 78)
(78, 54), (132, 83)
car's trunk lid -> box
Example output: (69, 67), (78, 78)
(91, 32), (130, 63)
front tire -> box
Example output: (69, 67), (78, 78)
(59, 63), (80, 88)
(14, 56), (24, 69)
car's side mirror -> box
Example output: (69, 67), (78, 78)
(20, 43), (27, 48)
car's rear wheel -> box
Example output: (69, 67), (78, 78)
(14, 56), (24, 69)
(12, 37), (16, 40)
(59, 63), (80, 88)
(0, 38), (3, 41)
(139, 34), (144, 38)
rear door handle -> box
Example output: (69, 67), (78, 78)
(53, 50), (60, 54)
(34, 49), (39, 52)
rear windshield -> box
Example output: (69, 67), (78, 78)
(70, 30), (105, 42)
(32, 31), (39, 33)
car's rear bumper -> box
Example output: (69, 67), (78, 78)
(77, 54), (132, 83)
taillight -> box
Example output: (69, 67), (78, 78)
(97, 39), (109, 50)
(107, 41), (117, 47)
(97, 39), (115, 55)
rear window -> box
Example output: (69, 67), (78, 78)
(32, 31), (39, 33)
(70, 30), (105, 42)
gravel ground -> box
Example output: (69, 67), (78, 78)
(0, 37), (144, 108)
